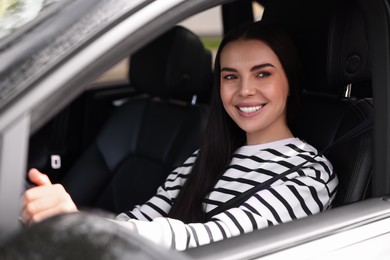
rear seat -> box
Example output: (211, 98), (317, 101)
(60, 26), (212, 214)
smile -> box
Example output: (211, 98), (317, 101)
(238, 104), (266, 113)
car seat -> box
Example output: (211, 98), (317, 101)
(297, 0), (373, 207)
(60, 26), (212, 214)
(262, 0), (373, 207)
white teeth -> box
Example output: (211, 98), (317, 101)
(238, 105), (264, 113)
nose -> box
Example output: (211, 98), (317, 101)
(239, 77), (256, 97)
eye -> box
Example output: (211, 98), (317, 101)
(256, 71), (271, 78)
(223, 74), (237, 80)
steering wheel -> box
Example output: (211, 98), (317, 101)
(0, 212), (190, 260)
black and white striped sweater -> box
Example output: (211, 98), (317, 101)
(115, 138), (338, 250)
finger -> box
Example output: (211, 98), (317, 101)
(22, 201), (78, 225)
(21, 193), (78, 225)
(28, 168), (52, 186)
(21, 184), (78, 224)
(20, 196), (52, 225)
(22, 193), (60, 217)
(22, 185), (59, 207)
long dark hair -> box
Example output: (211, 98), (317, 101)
(168, 21), (303, 223)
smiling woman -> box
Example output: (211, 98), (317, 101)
(20, 20), (338, 251)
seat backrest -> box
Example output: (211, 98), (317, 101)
(60, 26), (212, 214)
(296, 0), (373, 206)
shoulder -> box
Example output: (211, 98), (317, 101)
(236, 138), (333, 174)
(284, 138), (318, 154)
(180, 149), (199, 166)
(166, 150), (199, 181)
(288, 138), (333, 168)
(289, 139), (336, 184)
(234, 138), (317, 160)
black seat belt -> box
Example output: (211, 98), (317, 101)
(206, 116), (373, 220)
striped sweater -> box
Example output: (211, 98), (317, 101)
(114, 137), (338, 250)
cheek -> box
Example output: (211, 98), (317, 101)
(219, 86), (235, 116)
(280, 75), (290, 97)
(278, 86), (290, 101)
(270, 79), (289, 101)
(219, 85), (230, 105)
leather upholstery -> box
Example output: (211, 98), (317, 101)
(326, 1), (370, 91)
(130, 26), (211, 100)
(297, 94), (372, 206)
(61, 26), (212, 213)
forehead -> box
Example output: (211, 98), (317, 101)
(220, 39), (281, 67)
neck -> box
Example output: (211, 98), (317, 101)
(246, 125), (293, 145)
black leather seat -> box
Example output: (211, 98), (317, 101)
(296, 0), (373, 207)
(60, 26), (212, 214)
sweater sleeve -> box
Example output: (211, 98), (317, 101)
(113, 159), (338, 251)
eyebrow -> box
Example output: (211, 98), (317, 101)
(251, 63), (275, 71)
(221, 63), (275, 72)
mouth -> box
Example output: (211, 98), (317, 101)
(237, 104), (266, 113)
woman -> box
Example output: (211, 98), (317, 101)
(22, 21), (338, 250)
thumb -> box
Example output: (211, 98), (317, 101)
(28, 168), (52, 186)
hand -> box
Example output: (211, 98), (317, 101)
(21, 168), (78, 225)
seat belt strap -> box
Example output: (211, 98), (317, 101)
(320, 116), (374, 155)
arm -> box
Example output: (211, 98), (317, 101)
(21, 151), (197, 225)
(113, 163), (338, 251)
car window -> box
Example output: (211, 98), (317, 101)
(92, 1), (265, 92)
(0, 0), (62, 40)
(94, 5), (224, 85)
(180, 5), (223, 57)
(253, 1), (265, 21)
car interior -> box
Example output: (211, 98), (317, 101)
(58, 26), (212, 214)
(26, 0), (374, 222)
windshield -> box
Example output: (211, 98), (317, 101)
(0, 0), (60, 39)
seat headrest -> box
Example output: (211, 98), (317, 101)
(129, 26), (212, 101)
(261, 0), (370, 94)
(326, 1), (370, 91)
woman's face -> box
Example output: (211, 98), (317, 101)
(220, 39), (292, 145)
